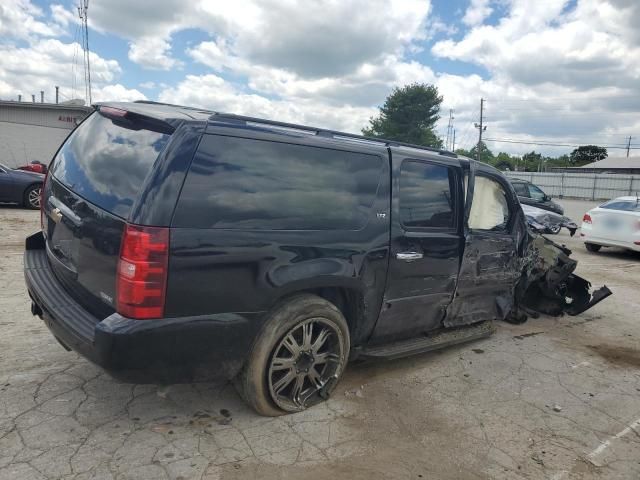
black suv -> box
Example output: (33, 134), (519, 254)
(24, 102), (610, 416)
(509, 178), (564, 215)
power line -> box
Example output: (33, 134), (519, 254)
(484, 137), (640, 149)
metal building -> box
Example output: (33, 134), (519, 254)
(0, 100), (91, 168)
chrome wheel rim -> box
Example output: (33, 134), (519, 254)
(28, 187), (41, 208)
(268, 318), (345, 412)
(549, 225), (561, 234)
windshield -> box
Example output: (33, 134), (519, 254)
(49, 112), (171, 218)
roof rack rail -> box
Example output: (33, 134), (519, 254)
(208, 112), (458, 159)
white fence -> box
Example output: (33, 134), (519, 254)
(505, 172), (640, 201)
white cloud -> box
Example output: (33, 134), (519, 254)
(0, 39), (121, 100)
(93, 84), (146, 102)
(430, 0), (640, 155)
(128, 36), (182, 70)
(462, 0), (494, 26)
(158, 74), (376, 133)
(50, 4), (79, 28)
(89, 0), (432, 76)
(0, 0), (64, 40)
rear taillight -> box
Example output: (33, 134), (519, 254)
(40, 170), (49, 231)
(582, 213), (592, 224)
(116, 224), (169, 320)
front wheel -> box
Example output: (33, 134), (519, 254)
(585, 242), (602, 252)
(236, 294), (350, 416)
(24, 184), (42, 210)
(548, 224), (561, 234)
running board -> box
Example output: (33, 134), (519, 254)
(359, 321), (495, 360)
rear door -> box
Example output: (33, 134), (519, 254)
(444, 168), (523, 326)
(43, 110), (173, 318)
(372, 151), (464, 342)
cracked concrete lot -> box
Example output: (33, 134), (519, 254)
(1, 200), (640, 479)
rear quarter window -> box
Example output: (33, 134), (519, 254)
(173, 135), (383, 230)
(50, 112), (171, 218)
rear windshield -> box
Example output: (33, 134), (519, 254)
(50, 112), (171, 218)
(600, 199), (640, 212)
(173, 135), (383, 230)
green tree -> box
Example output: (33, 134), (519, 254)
(454, 148), (473, 158)
(493, 152), (515, 171)
(522, 151), (543, 171)
(569, 145), (607, 166)
(362, 83), (443, 148)
(469, 141), (495, 164)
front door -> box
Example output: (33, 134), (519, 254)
(444, 170), (524, 327)
(372, 153), (464, 342)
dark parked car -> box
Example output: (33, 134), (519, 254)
(0, 162), (44, 209)
(509, 178), (564, 215)
(24, 102), (611, 416)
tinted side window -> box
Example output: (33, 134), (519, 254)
(512, 182), (529, 196)
(173, 135), (383, 230)
(468, 176), (511, 231)
(528, 184), (546, 201)
(399, 161), (456, 229)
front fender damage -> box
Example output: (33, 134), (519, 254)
(510, 235), (612, 323)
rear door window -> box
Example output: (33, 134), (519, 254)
(50, 112), (171, 218)
(173, 135), (383, 230)
(399, 161), (456, 229)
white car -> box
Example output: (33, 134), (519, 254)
(580, 196), (640, 252)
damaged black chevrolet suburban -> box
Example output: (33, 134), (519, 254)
(24, 102), (611, 416)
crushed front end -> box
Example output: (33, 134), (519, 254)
(511, 234), (612, 322)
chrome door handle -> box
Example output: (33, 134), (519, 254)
(396, 252), (423, 261)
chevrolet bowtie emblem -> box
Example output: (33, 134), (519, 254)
(51, 207), (63, 223)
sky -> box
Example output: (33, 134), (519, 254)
(0, 0), (638, 157)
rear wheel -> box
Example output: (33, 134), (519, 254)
(585, 243), (601, 252)
(23, 184), (42, 210)
(236, 294), (350, 416)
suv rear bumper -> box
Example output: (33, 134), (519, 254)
(24, 232), (257, 383)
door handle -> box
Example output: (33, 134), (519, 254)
(396, 252), (423, 261)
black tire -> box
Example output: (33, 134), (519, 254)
(548, 225), (561, 234)
(23, 184), (42, 210)
(236, 294), (350, 416)
(585, 243), (601, 252)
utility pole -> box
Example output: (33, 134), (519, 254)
(445, 109), (454, 150)
(626, 136), (633, 158)
(55, 86), (59, 104)
(474, 98), (486, 162)
(452, 128), (456, 152)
